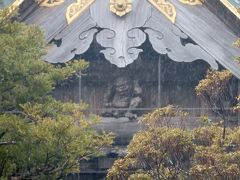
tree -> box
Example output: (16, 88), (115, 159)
(195, 69), (234, 139)
(0, 10), (88, 112)
(107, 107), (240, 180)
(0, 8), (113, 179)
(233, 38), (240, 62)
(140, 105), (188, 129)
(107, 106), (194, 180)
(0, 101), (113, 179)
(190, 125), (240, 180)
(233, 96), (240, 112)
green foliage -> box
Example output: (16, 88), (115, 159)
(0, 101), (114, 179)
(108, 128), (194, 180)
(107, 107), (240, 180)
(233, 39), (240, 62)
(0, 15), (88, 111)
(107, 106), (194, 180)
(140, 105), (188, 129)
(195, 69), (234, 139)
(199, 115), (212, 126)
(191, 126), (240, 179)
(0, 8), (113, 179)
(195, 70), (232, 99)
(233, 39), (240, 48)
(192, 125), (223, 147)
(234, 96), (240, 112)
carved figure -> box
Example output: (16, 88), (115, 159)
(102, 77), (142, 120)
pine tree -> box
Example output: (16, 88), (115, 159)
(0, 7), (113, 179)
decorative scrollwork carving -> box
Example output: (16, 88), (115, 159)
(66, 0), (95, 24)
(40, 0), (65, 7)
(110, 0), (132, 17)
(148, 0), (177, 23)
(45, 0), (219, 71)
(148, 0), (203, 23)
(178, 0), (203, 5)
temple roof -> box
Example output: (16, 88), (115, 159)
(219, 0), (240, 19)
(16, 0), (240, 78)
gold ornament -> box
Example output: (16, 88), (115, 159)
(148, 0), (204, 23)
(178, 0), (203, 5)
(110, 0), (132, 17)
(64, 0), (205, 25)
(2, 0), (24, 15)
(148, 0), (176, 23)
(66, 0), (95, 24)
(40, 0), (65, 7)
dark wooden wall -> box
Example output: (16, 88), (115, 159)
(53, 42), (215, 117)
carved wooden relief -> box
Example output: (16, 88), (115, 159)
(40, 0), (65, 7)
(148, 0), (176, 23)
(46, 0), (218, 70)
(148, 0), (203, 23)
(66, 0), (95, 24)
(110, 0), (132, 17)
(178, 0), (203, 5)
(37, 0), (204, 26)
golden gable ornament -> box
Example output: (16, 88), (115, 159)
(40, 0), (65, 7)
(110, 0), (132, 17)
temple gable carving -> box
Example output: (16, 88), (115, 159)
(23, 0), (240, 78)
(45, 0), (218, 70)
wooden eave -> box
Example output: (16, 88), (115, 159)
(21, 0), (240, 78)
